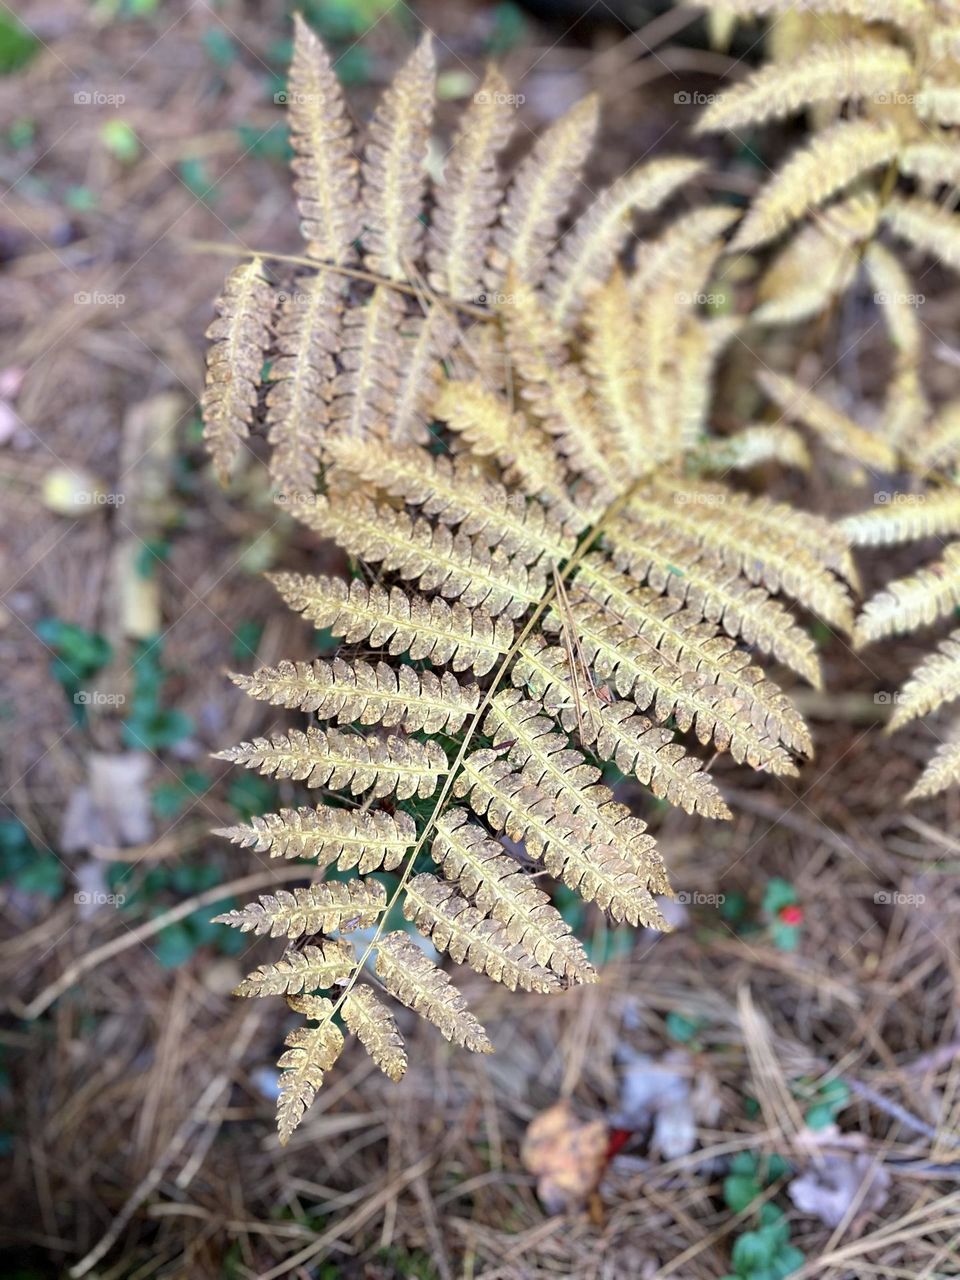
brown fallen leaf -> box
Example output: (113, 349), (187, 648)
(521, 1100), (609, 1214)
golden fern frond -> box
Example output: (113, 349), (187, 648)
(696, 40), (912, 132)
(202, 258), (273, 484)
(326, 439), (575, 565)
(288, 14), (360, 263)
(375, 930), (493, 1053)
(215, 727), (447, 800)
(546, 157), (704, 324)
(730, 119), (901, 252)
(268, 572), (514, 677)
(630, 205), (739, 297)
(682, 0), (929, 28)
(756, 369), (898, 472)
(491, 94), (599, 287)
(213, 879), (386, 938)
(882, 196), (960, 273)
(889, 631), (960, 731)
(863, 242), (922, 365)
(582, 269), (649, 480)
(427, 66), (514, 302)
(841, 492), (960, 546)
(914, 400), (960, 475)
(404, 873), (561, 994)
(882, 366), (930, 451)
(432, 809), (596, 983)
(916, 84), (960, 127)
(854, 544), (960, 645)
(389, 308), (457, 445)
(693, 425), (811, 473)
(361, 35), (434, 280)
(235, 940), (356, 997)
(899, 142), (960, 189)
(906, 725), (960, 802)
(277, 997), (344, 1145)
(342, 985), (407, 1081)
(213, 805), (415, 872)
(230, 658), (479, 734)
(329, 286), (405, 440)
(673, 317), (741, 453)
(266, 273), (340, 495)
(511, 636), (732, 818)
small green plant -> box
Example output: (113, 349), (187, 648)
(0, 819), (64, 898)
(792, 1076), (850, 1131)
(722, 1152), (804, 1280)
(762, 878), (804, 952)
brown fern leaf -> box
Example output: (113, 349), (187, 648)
(375, 930), (493, 1052)
(389, 308), (458, 445)
(277, 996), (344, 1144)
(214, 806), (415, 873)
(202, 258), (273, 484)
(213, 879), (386, 938)
(582, 269), (650, 481)
(342, 985), (407, 1081)
(329, 286), (405, 441)
(235, 939), (356, 997)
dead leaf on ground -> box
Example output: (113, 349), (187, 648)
(789, 1152), (891, 1226)
(521, 1100), (609, 1213)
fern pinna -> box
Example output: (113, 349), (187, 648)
(682, 0), (960, 798)
(201, 17), (851, 1144)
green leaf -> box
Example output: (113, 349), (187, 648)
(731, 1152), (759, 1176)
(724, 1174), (762, 1213)
(202, 27), (237, 68)
(0, 13), (39, 74)
(100, 120), (140, 164)
(764, 1154), (792, 1182)
(152, 922), (198, 968)
(762, 878), (797, 915)
(804, 1102), (836, 1130)
(665, 1011), (704, 1043)
(772, 1245), (805, 1277)
(232, 620), (263, 661)
(226, 773), (277, 821)
(770, 921), (800, 952)
(732, 1230), (775, 1275)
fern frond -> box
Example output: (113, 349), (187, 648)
(696, 40), (911, 132)
(375, 930), (493, 1052)
(882, 366), (930, 451)
(202, 258), (273, 484)
(841, 492), (960, 546)
(342, 985), (407, 1081)
(730, 120), (901, 252)
(230, 658), (479, 735)
(682, 0), (930, 29)
(268, 572), (514, 677)
(863, 242), (923, 365)
(756, 369), (898, 472)
(427, 66), (514, 301)
(235, 940), (356, 997)
(906, 724), (960, 801)
(630, 205), (739, 298)
(215, 727), (447, 800)
(899, 142), (960, 190)
(432, 809), (596, 983)
(546, 157), (704, 324)
(214, 805), (415, 873)
(854, 544), (960, 645)
(883, 196), (960, 274)
(889, 631), (960, 730)
(277, 997), (344, 1144)
(673, 317), (741, 453)
(329, 286), (405, 440)
(492, 94), (599, 287)
(404, 873), (561, 994)
(914, 400), (960, 475)
(582, 270), (649, 480)
(288, 15), (360, 263)
(693, 425), (811, 473)
(916, 84), (960, 127)
(213, 879), (386, 938)
(389, 308), (457, 445)
(361, 35), (434, 280)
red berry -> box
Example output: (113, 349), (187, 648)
(779, 905), (804, 926)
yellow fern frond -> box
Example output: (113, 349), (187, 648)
(215, 727), (447, 800)
(693, 425), (811, 473)
(361, 35), (434, 280)
(342, 985), (407, 1081)
(882, 366), (929, 451)
(404, 873), (562, 993)
(916, 84), (960, 127)
(288, 15), (360, 263)
(883, 196), (960, 273)
(329, 286), (405, 440)
(889, 631), (960, 731)
(682, 0), (929, 30)
(432, 809), (596, 983)
(914, 400), (960, 475)
(731, 120), (901, 252)
(268, 572), (514, 677)
(673, 317), (741, 453)
(375, 930), (493, 1052)
(491, 94), (599, 287)
(582, 269), (649, 481)
(230, 658), (479, 734)
(696, 40), (912, 132)
(756, 369), (898, 472)
(906, 724), (960, 801)
(213, 879), (386, 938)
(390, 308), (457, 445)
(235, 940), (356, 997)
(841, 492), (960, 545)
(863, 242), (923, 365)
(202, 258), (273, 484)
(899, 142), (960, 189)
(630, 206), (739, 298)
(277, 996), (344, 1144)
(214, 805), (415, 873)
(855, 544), (960, 645)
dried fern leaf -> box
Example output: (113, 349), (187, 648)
(235, 939), (356, 997)
(756, 369), (898, 472)
(326, 439), (575, 565)
(673, 317), (741, 455)
(696, 39), (911, 132)
(329, 286), (406, 440)
(405, 873), (561, 993)
(841, 492), (960, 546)
(484, 688), (671, 897)
(202, 258), (273, 484)
(427, 66), (514, 301)
(683, 0), (930, 30)
(914, 400), (960, 475)
(883, 365), (930, 452)
(432, 809), (596, 983)
(214, 879), (386, 938)
(491, 94), (599, 287)
(231, 658), (479, 734)
(288, 15), (360, 263)
(693, 425), (811, 473)
(268, 572), (514, 677)
(582, 269), (650, 480)
(390, 308), (458, 445)
(916, 84), (960, 127)
(214, 805), (415, 873)
(899, 143), (960, 190)
(854, 544), (960, 646)
(511, 636), (731, 818)
(889, 630), (960, 731)
(630, 205), (739, 298)
(277, 997), (344, 1144)
(882, 196), (960, 273)
(906, 725), (960, 801)
(863, 242), (923, 365)
(547, 157), (704, 324)
(731, 119), (901, 252)
(342, 984), (407, 1081)
(215, 727), (447, 800)
(375, 930), (493, 1052)
(361, 35), (434, 280)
